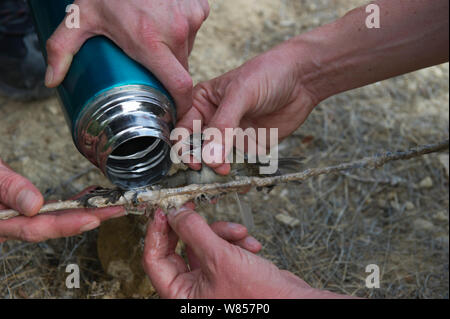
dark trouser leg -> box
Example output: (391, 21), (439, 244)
(0, 0), (53, 100)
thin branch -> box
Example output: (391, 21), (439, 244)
(0, 139), (448, 220)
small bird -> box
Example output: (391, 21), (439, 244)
(96, 139), (305, 297)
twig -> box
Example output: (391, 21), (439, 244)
(0, 139), (448, 220)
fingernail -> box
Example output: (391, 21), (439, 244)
(45, 65), (53, 87)
(80, 220), (100, 233)
(228, 222), (245, 231)
(16, 189), (41, 215)
(202, 142), (224, 165)
(167, 206), (191, 218)
(245, 236), (260, 247)
(167, 207), (180, 217)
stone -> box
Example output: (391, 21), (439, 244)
(419, 177), (433, 189)
(434, 210), (448, 222)
(405, 202), (415, 211)
(413, 218), (434, 231)
(275, 213), (300, 227)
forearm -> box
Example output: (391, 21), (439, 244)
(290, 0), (449, 102)
(284, 285), (358, 299)
(272, 271), (359, 299)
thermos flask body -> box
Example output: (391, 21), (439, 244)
(28, 0), (176, 189)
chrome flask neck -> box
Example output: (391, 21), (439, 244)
(75, 85), (176, 190)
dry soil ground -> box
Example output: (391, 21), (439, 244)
(0, 0), (448, 298)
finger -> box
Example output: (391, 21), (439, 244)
(175, 107), (206, 171)
(0, 160), (44, 216)
(41, 186), (125, 221)
(47, 206), (125, 222)
(167, 206), (228, 268)
(186, 233), (261, 270)
(210, 222), (248, 242)
(233, 236), (262, 254)
(177, 82), (231, 173)
(171, 40), (190, 71)
(142, 209), (188, 297)
(42, 186), (99, 206)
(0, 206), (122, 242)
(187, 0), (210, 54)
(187, 221), (247, 270)
(133, 42), (193, 119)
(69, 186), (126, 220)
(176, 83), (223, 170)
(193, 83), (249, 172)
(45, 12), (97, 87)
(212, 164), (231, 176)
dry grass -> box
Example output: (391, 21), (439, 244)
(0, 0), (448, 298)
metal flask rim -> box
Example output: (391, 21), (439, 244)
(74, 84), (176, 189)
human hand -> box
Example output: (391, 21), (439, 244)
(45, 0), (210, 117)
(0, 159), (125, 243)
(176, 40), (320, 174)
(142, 206), (346, 299)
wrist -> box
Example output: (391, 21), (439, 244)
(284, 19), (363, 103)
(271, 269), (358, 299)
(283, 281), (357, 299)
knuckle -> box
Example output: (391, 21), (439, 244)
(142, 247), (158, 267)
(46, 37), (65, 57)
(193, 82), (211, 101)
(191, 6), (208, 32)
(172, 73), (193, 96)
(0, 172), (21, 203)
(19, 226), (42, 243)
(201, 0), (211, 17)
(143, 39), (162, 54)
(136, 17), (157, 45)
(172, 19), (190, 45)
(177, 209), (203, 227)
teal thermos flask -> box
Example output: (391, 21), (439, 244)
(28, 0), (176, 189)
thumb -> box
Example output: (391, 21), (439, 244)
(167, 205), (229, 274)
(199, 87), (250, 174)
(0, 160), (44, 216)
(45, 15), (97, 88)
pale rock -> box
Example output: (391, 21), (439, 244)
(413, 218), (434, 231)
(419, 177), (433, 189)
(405, 201), (415, 211)
(434, 210), (448, 222)
(47, 105), (59, 115)
(390, 200), (400, 211)
(279, 20), (295, 27)
(280, 189), (289, 198)
(275, 213), (300, 227)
